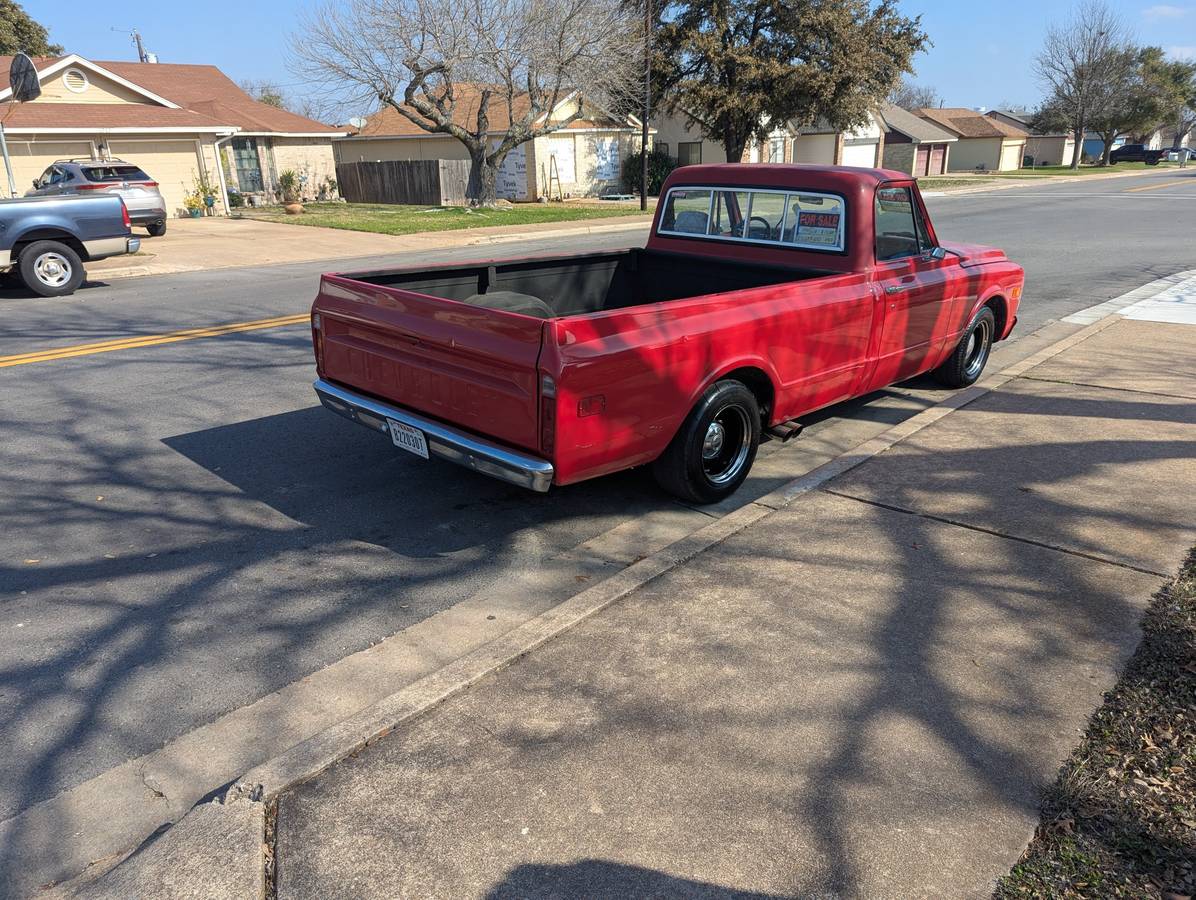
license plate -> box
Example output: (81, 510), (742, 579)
(387, 418), (429, 459)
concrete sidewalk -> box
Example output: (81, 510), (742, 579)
(62, 301), (1196, 898)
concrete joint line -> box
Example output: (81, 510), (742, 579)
(821, 488), (1170, 579)
(1016, 373), (1195, 402)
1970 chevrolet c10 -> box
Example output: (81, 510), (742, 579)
(311, 164), (1024, 502)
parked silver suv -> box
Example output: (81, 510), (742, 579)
(27, 159), (168, 237)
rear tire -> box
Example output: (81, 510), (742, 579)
(146, 221), (167, 237)
(18, 240), (85, 297)
(653, 380), (761, 504)
(933, 306), (995, 388)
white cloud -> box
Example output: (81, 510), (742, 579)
(1167, 44), (1196, 59)
(1144, 4), (1188, 20)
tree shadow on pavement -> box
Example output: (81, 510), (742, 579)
(485, 860), (789, 899)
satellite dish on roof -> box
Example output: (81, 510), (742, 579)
(348, 116), (367, 130)
(9, 53), (42, 103)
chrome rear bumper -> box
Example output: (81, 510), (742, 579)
(313, 379), (554, 492)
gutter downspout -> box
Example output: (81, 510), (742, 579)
(213, 132), (236, 217)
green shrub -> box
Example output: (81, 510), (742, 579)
(621, 148), (677, 197)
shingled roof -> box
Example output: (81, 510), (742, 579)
(877, 103), (957, 144)
(914, 107), (1029, 140)
(0, 55), (341, 135)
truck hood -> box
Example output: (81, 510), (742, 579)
(941, 241), (1007, 267)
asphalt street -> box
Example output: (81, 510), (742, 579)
(1, 167), (1194, 833)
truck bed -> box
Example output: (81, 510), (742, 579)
(343, 249), (830, 317)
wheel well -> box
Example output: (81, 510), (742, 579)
(984, 296), (1008, 338)
(13, 230), (89, 263)
(719, 367), (775, 421)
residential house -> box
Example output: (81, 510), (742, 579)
(0, 54), (345, 214)
(791, 111), (885, 168)
(913, 107), (1028, 172)
(877, 103), (956, 176)
(655, 109), (888, 169)
(338, 87), (649, 200)
(987, 109), (1075, 167)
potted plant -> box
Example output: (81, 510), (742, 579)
(278, 170), (303, 214)
(183, 189), (204, 218)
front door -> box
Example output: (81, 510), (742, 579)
(869, 185), (955, 388)
(231, 137), (264, 193)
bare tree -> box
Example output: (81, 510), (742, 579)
(1034, 1), (1134, 168)
(292, 0), (639, 205)
(240, 79), (289, 109)
(888, 79), (940, 111)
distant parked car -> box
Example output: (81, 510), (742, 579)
(0, 194), (139, 296)
(1108, 144), (1165, 165)
(26, 159), (169, 237)
(1165, 147), (1196, 162)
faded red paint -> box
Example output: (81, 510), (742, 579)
(312, 164), (1023, 487)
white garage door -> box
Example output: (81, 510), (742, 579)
(841, 141), (879, 168)
(107, 140), (207, 214)
(998, 142), (1024, 172)
(6, 140), (93, 195)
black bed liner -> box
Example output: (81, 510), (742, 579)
(344, 249), (831, 318)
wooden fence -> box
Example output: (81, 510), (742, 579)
(335, 159), (471, 206)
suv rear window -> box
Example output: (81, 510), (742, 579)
(82, 165), (152, 182)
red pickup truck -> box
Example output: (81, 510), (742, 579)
(311, 164), (1023, 503)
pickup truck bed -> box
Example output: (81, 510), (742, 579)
(312, 163), (1024, 502)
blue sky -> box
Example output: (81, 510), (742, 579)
(23, 0), (1196, 116)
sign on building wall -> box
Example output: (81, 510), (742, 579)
(547, 136), (576, 182)
(591, 136), (619, 181)
(493, 142), (528, 200)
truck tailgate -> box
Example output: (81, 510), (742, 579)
(314, 274), (546, 451)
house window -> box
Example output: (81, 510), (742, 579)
(769, 138), (785, 163)
(231, 137), (264, 193)
(655, 142), (669, 157)
(677, 141), (702, 166)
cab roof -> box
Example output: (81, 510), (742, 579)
(662, 163), (910, 192)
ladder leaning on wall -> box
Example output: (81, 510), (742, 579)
(544, 155), (563, 202)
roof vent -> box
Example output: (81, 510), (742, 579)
(63, 68), (89, 94)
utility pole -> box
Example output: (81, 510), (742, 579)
(111, 27), (151, 63)
(640, 0), (651, 211)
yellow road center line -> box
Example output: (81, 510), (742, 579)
(0, 313), (310, 368)
(1123, 179), (1196, 193)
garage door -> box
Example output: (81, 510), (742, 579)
(998, 142), (1023, 172)
(915, 146), (930, 177)
(841, 141), (878, 168)
(6, 140), (93, 196)
(107, 140), (207, 214)
(929, 144), (946, 175)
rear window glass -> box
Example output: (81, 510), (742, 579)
(82, 165), (151, 182)
(659, 185), (845, 252)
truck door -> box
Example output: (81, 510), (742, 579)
(869, 184), (955, 388)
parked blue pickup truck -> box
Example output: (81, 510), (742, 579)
(0, 194), (140, 296)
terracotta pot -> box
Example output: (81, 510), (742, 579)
(284, 202), (305, 215)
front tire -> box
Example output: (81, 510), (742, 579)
(653, 380), (761, 504)
(933, 306), (995, 388)
(18, 240), (85, 297)
(146, 221), (167, 237)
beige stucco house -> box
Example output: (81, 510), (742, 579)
(337, 88), (649, 200)
(0, 54), (344, 214)
(877, 103), (956, 176)
(654, 109), (888, 169)
(987, 109), (1075, 167)
(914, 107), (1028, 172)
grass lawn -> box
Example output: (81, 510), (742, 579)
(235, 201), (655, 236)
(1000, 162), (1180, 177)
(916, 176), (1002, 191)
(995, 548), (1196, 899)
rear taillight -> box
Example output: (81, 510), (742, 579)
(74, 184), (112, 190)
(539, 374), (556, 455)
(136, 181), (158, 188)
(120, 200), (130, 228)
(312, 313), (325, 371)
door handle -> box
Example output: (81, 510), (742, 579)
(885, 285), (910, 294)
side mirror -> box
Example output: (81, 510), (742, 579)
(31, 180), (38, 188)
(924, 246), (947, 261)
